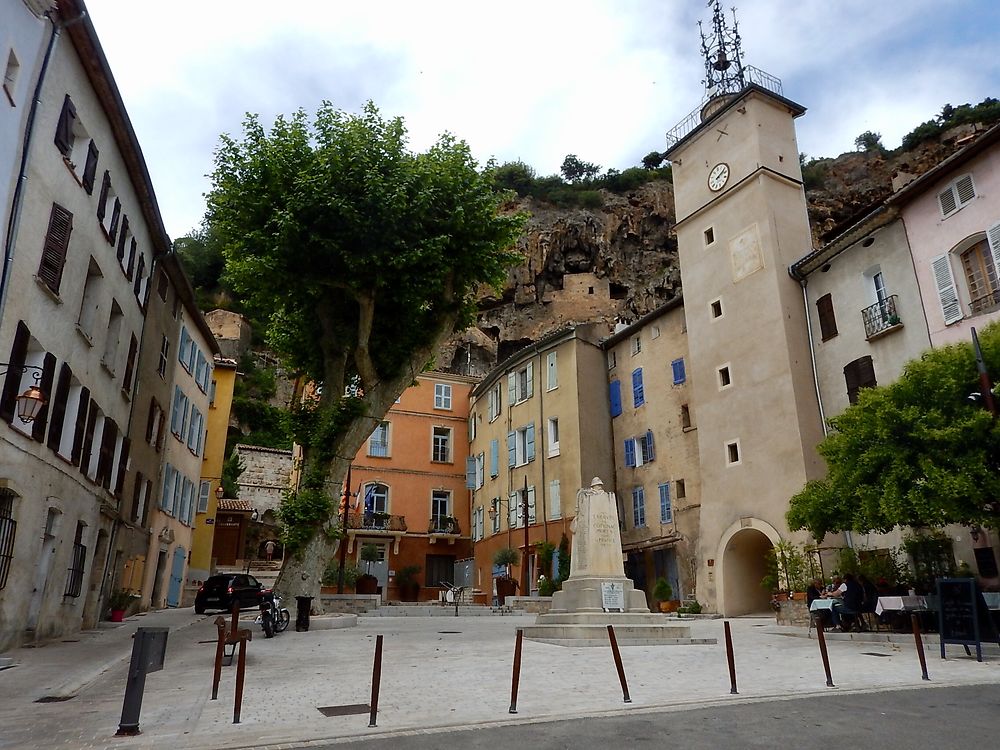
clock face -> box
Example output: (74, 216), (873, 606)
(708, 162), (730, 191)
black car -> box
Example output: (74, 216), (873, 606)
(194, 574), (263, 614)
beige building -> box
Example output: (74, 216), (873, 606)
(603, 299), (701, 604)
(665, 78), (826, 615)
(468, 324), (614, 598)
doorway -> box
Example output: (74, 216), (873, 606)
(359, 542), (388, 592)
(150, 547), (168, 608)
(166, 546), (186, 607)
(722, 528), (773, 615)
(27, 508), (61, 632)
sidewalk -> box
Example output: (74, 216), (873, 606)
(1, 613), (998, 750)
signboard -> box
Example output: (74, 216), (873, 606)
(601, 581), (625, 613)
(937, 578), (998, 662)
(205, 518), (214, 525)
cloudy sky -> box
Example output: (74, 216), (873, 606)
(83, 0), (1000, 239)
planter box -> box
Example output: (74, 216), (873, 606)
(775, 599), (810, 626)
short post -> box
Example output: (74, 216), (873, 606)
(116, 627), (169, 736)
(911, 613), (930, 681)
(509, 628), (523, 714)
(606, 625), (632, 703)
(229, 601), (240, 639)
(814, 620), (836, 688)
(211, 616), (227, 700)
(233, 637), (248, 724)
(724, 620), (738, 694)
(369, 634), (384, 728)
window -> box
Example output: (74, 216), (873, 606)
(609, 379), (622, 417)
(476, 453), (485, 489)
(651, 325), (660, 339)
(631, 335), (641, 355)
(491, 498), (501, 534)
(363, 483), (389, 514)
(473, 506), (484, 541)
(210, 379), (217, 407)
(507, 423), (536, 467)
(658, 483), (673, 523)
(508, 362), (534, 404)
(509, 487), (536, 527)
(37, 203), (73, 294)
(547, 417), (560, 457)
(631, 486), (646, 528)
(116, 216), (131, 269)
(187, 408), (203, 454)
(170, 386), (189, 438)
(122, 334), (138, 394)
(431, 490), (451, 527)
(198, 480), (211, 514)
(369, 421), (390, 457)
(432, 426), (452, 463)
(671, 358), (686, 385)
(549, 479), (561, 520)
(54, 95), (77, 158)
(710, 299), (723, 319)
(960, 234), (1000, 316)
(680, 404), (692, 429)
(101, 301), (123, 374)
(146, 399), (165, 450)
(194, 351), (207, 392)
(64, 521), (87, 598)
(816, 293), (838, 340)
(96, 170), (114, 237)
(468, 413), (477, 442)
(624, 430), (655, 467)
(546, 350), (558, 390)
(3, 50), (19, 106)
(133, 252), (146, 302)
(161, 463), (174, 511)
(676, 479), (686, 499)
(938, 173), (976, 217)
(717, 365), (732, 389)
(726, 440), (741, 465)
(178, 327), (191, 371)
(157, 336), (169, 378)
(156, 269), (169, 301)
(608, 350), (616, 370)
(0, 489), (17, 589)
(843, 355), (876, 405)
(632, 368), (644, 407)
(77, 258), (103, 340)
(704, 226), (715, 246)
(487, 382), (501, 421)
(489, 438), (499, 478)
(433, 383), (452, 409)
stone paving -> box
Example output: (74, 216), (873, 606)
(1, 611), (999, 749)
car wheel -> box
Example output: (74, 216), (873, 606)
(195, 603), (205, 615)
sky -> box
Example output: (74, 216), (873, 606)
(81, 0), (1000, 240)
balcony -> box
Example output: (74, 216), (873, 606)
(969, 289), (1000, 317)
(862, 295), (903, 340)
(428, 515), (461, 545)
(345, 512), (407, 554)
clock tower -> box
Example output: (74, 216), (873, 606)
(665, 2), (825, 615)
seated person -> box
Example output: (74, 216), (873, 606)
(858, 574), (879, 613)
(826, 573), (864, 631)
(807, 577), (830, 627)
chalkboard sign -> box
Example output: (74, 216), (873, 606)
(937, 578), (998, 662)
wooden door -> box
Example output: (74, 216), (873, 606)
(213, 514), (242, 565)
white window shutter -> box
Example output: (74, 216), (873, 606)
(527, 487), (536, 524)
(507, 372), (516, 404)
(987, 221), (1000, 278)
(939, 186), (957, 217)
(526, 361), (534, 398)
(955, 174), (976, 206)
(931, 254), (963, 325)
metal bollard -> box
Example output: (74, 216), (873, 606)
(211, 617), (227, 700)
(606, 625), (632, 703)
(911, 613), (930, 681)
(814, 621), (836, 687)
(229, 602), (241, 639)
(509, 628), (523, 714)
(295, 596), (313, 632)
(724, 620), (738, 694)
(369, 634), (384, 727)
(116, 627), (169, 736)
(233, 637), (248, 724)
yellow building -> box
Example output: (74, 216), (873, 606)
(187, 356), (238, 589)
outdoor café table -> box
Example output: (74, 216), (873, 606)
(874, 595), (927, 615)
(808, 598), (839, 630)
(983, 592), (1000, 611)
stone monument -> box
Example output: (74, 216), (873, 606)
(523, 478), (713, 647)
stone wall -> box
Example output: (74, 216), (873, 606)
(235, 444), (293, 517)
(775, 598), (810, 627)
(320, 594), (381, 614)
(507, 596), (553, 614)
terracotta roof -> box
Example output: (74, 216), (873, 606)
(217, 499), (254, 512)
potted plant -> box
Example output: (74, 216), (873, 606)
(321, 559), (362, 593)
(356, 543), (380, 595)
(108, 590), (136, 622)
(396, 565), (422, 602)
(652, 577), (677, 613)
(493, 547), (520, 603)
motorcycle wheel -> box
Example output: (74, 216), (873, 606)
(276, 609), (291, 633)
(261, 611), (274, 638)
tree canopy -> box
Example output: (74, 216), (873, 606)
(787, 323), (1000, 541)
(205, 101), (525, 597)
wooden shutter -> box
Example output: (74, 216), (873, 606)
(931, 254), (962, 325)
(126, 238), (137, 280)
(645, 429), (656, 461)
(987, 221), (1000, 282)
(122, 334), (138, 393)
(465, 456), (477, 489)
(0, 321), (29, 423)
(938, 186), (957, 216)
(77, 398), (98, 474)
(131, 471), (144, 521)
(114, 438), (130, 497)
(96, 419), (117, 489)
(955, 174), (976, 206)
(525, 422), (535, 462)
(116, 216), (129, 263)
(816, 293), (838, 340)
(53, 95), (76, 156)
(844, 356), (876, 405)
(145, 399), (157, 443)
(69, 386), (90, 465)
(507, 372), (516, 404)
(107, 198), (121, 243)
(632, 368), (644, 407)
(37, 203), (73, 293)
(507, 431), (516, 467)
(490, 438), (499, 477)
(624, 438), (636, 467)
(82, 140), (99, 194)
(672, 358), (686, 384)
(46, 362), (72, 452)
(609, 380), (622, 417)
(96, 171), (110, 221)
(133, 253), (145, 297)
(31, 352), (56, 442)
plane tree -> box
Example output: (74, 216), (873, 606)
(206, 102), (525, 601)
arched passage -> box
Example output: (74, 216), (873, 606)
(720, 524), (778, 616)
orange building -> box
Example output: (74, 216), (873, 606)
(344, 371), (476, 601)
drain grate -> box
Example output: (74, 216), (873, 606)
(861, 652), (892, 657)
(437, 631), (462, 634)
(35, 695), (74, 703)
(317, 703), (370, 717)
(61, 640), (80, 643)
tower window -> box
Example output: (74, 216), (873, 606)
(717, 365), (732, 389)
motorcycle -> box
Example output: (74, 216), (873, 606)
(256, 589), (290, 638)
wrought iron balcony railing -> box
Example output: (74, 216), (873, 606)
(862, 295), (902, 340)
(346, 512), (407, 532)
(969, 289), (1000, 316)
(428, 516), (461, 535)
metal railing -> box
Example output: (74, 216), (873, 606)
(969, 289), (1000, 316)
(64, 542), (87, 597)
(862, 295), (902, 340)
(346, 512), (407, 532)
(428, 516), (461, 535)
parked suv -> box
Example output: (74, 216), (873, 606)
(194, 574), (263, 614)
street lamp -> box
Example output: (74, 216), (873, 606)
(215, 484), (225, 500)
(0, 363), (47, 423)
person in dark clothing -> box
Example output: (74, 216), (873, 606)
(858, 574), (879, 613)
(806, 578), (824, 606)
(826, 573), (864, 630)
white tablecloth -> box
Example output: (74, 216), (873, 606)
(875, 595), (927, 615)
(809, 598), (839, 612)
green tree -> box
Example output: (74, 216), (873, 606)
(560, 154), (600, 182)
(641, 151), (665, 170)
(854, 130), (884, 152)
(206, 101), (525, 600)
(787, 323), (1000, 540)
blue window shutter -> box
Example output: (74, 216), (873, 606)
(632, 368), (644, 407)
(178, 328), (188, 364)
(465, 456), (477, 489)
(490, 439), (499, 477)
(526, 422), (535, 462)
(672, 358), (686, 384)
(624, 439), (635, 467)
(161, 464), (172, 508)
(646, 430), (655, 461)
(507, 431), (516, 467)
(659, 482), (672, 523)
(507, 373), (516, 404)
(609, 380), (622, 417)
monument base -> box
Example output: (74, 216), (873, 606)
(549, 576), (649, 614)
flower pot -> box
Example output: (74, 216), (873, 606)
(495, 577), (518, 604)
(356, 575), (379, 595)
(110, 609), (126, 623)
(791, 591), (807, 601)
(399, 581), (420, 602)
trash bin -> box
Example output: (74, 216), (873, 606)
(295, 596), (313, 632)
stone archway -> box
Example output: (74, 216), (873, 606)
(717, 519), (781, 616)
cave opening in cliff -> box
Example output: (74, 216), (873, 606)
(609, 283), (629, 300)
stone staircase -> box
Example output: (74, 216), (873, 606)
(361, 601), (522, 617)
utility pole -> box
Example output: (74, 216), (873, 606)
(337, 464), (353, 594)
(972, 327), (998, 417)
(521, 475), (530, 596)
